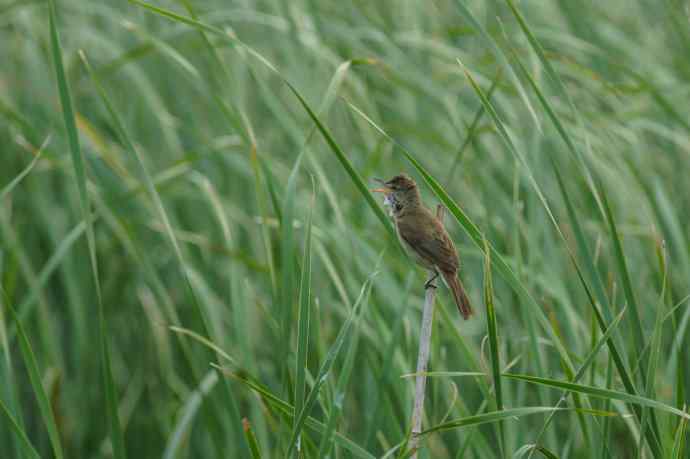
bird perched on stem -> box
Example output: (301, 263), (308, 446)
(372, 174), (473, 319)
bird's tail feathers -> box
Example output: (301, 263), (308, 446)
(441, 271), (473, 320)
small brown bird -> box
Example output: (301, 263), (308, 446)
(372, 174), (473, 319)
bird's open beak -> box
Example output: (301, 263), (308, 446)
(371, 177), (390, 194)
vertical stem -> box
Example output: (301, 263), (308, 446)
(410, 205), (444, 457)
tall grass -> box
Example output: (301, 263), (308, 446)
(1, 0), (689, 457)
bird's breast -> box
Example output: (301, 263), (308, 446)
(394, 220), (436, 270)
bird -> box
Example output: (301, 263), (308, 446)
(372, 173), (473, 320)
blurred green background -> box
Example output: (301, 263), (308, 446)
(1, 0), (689, 457)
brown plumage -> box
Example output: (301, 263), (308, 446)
(372, 174), (472, 320)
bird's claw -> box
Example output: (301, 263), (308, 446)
(424, 271), (440, 290)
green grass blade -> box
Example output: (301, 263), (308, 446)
(169, 326), (237, 366)
(444, 70), (502, 186)
(286, 272), (376, 457)
(671, 416), (688, 459)
(482, 237), (505, 455)
(515, 444), (561, 459)
(128, 0), (223, 35)
(504, 374), (690, 420)
(317, 289), (364, 458)
(421, 407), (569, 435)
(0, 397), (41, 459)
(10, 221), (86, 337)
(639, 244), (668, 456)
(483, 237), (502, 411)
(0, 137), (47, 200)
(278, 150), (304, 406)
(534, 445), (560, 459)
(293, 181), (314, 456)
(598, 186), (646, 369)
(242, 418), (264, 459)
(48, 2), (124, 457)
(163, 371), (219, 459)
(259, 158), (284, 223)
(3, 293), (62, 459)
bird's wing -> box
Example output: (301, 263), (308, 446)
(397, 209), (459, 272)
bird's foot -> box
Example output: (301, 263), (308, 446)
(424, 271), (440, 290)
(424, 278), (438, 290)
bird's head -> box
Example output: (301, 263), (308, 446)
(371, 173), (420, 211)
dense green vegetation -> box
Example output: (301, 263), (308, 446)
(1, 0), (689, 457)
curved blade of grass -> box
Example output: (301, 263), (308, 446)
(250, 153), (278, 296)
(362, 274), (417, 448)
(293, 181), (314, 457)
(0, 136), (48, 200)
(286, 272), (376, 457)
(400, 371), (486, 379)
(534, 445), (560, 459)
(483, 237), (502, 411)
(516, 444), (561, 459)
(444, 70), (502, 186)
(671, 416), (688, 459)
(278, 150), (304, 405)
(9, 220), (86, 338)
(242, 418), (264, 459)
(259, 158), (283, 222)
(129, 0), (224, 40)
(598, 186), (646, 366)
(482, 237), (505, 456)
(504, 374), (690, 420)
(639, 244), (668, 455)
(421, 407), (569, 435)
(169, 326), (237, 366)
(163, 370), (218, 459)
(317, 285), (364, 458)
(0, 397), (41, 459)
(3, 293), (63, 459)
(215, 366), (375, 459)
(48, 2), (123, 457)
